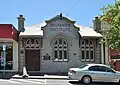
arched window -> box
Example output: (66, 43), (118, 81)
(53, 38), (68, 62)
(26, 39), (31, 44)
(35, 39), (40, 48)
(25, 39), (40, 50)
(25, 39), (31, 49)
(35, 39), (39, 44)
(81, 39), (94, 61)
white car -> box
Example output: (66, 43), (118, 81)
(68, 64), (120, 84)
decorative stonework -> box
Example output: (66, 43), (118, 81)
(25, 39), (40, 50)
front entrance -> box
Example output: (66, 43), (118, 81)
(25, 50), (40, 71)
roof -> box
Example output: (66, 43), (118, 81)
(0, 24), (17, 31)
(20, 14), (102, 37)
(19, 22), (46, 36)
(45, 13), (76, 24)
(77, 25), (102, 37)
(20, 22), (102, 37)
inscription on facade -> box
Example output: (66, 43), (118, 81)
(50, 23), (72, 32)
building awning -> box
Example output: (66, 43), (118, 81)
(0, 24), (18, 41)
(19, 22), (45, 36)
(77, 25), (102, 37)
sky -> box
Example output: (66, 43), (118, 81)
(0, 0), (115, 28)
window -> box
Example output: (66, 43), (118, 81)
(25, 39), (40, 50)
(90, 51), (94, 59)
(53, 38), (68, 61)
(54, 51), (58, 59)
(64, 50), (67, 59)
(59, 51), (62, 60)
(89, 65), (115, 73)
(81, 40), (94, 61)
(0, 44), (13, 70)
(86, 40), (89, 45)
(35, 39), (39, 44)
(89, 66), (99, 71)
(82, 51), (85, 59)
(31, 39), (34, 44)
(86, 51), (89, 59)
(98, 66), (115, 73)
(64, 41), (67, 44)
(26, 39), (31, 44)
(59, 39), (62, 44)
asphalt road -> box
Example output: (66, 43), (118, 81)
(0, 78), (119, 85)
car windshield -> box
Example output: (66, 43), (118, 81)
(79, 64), (88, 69)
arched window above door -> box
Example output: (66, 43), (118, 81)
(26, 39), (31, 44)
(25, 39), (40, 50)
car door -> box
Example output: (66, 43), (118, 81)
(88, 66), (102, 81)
(97, 66), (118, 82)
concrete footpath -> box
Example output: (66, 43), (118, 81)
(12, 74), (68, 79)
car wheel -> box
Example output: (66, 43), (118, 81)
(81, 75), (92, 84)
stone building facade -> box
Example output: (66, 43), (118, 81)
(18, 13), (102, 74)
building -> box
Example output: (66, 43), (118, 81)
(93, 17), (109, 65)
(19, 13), (102, 74)
(0, 13), (102, 78)
(0, 24), (18, 77)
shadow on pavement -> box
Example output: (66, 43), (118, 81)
(69, 81), (120, 85)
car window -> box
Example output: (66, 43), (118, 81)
(99, 66), (115, 73)
(97, 66), (106, 71)
(88, 66), (99, 71)
(89, 65), (115, 73)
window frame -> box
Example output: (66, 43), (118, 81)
(25, 39), (40, 50)
(81, 39), (94, 61)
(0, 43), (13, 70)
(52, 38), (68, 62)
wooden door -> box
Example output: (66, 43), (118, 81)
(25, 50), (40, 71)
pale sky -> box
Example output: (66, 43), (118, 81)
(0, 0), (114, 28)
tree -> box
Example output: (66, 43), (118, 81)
(100, 0), (120, 49)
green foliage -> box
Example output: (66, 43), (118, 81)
(100, 0), (120, 49)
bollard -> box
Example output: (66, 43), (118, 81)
(22, 66), (29, 78)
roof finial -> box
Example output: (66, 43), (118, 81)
(60, 13), (62, 19)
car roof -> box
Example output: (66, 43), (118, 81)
(86, 63), (108, 67)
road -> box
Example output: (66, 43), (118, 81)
(0, 78), (119, 85)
